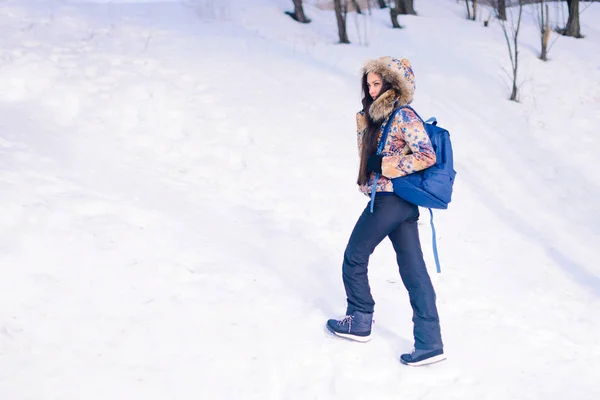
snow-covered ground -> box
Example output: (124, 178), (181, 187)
(1, 0), (599, 399)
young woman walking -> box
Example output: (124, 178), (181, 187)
(326, 57), (446, 366)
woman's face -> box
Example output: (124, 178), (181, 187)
(367, 72), (383, 100)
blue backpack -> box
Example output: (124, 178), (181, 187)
(369, 105), (456, 272)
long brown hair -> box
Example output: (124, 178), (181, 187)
(357, 74), (394, 186)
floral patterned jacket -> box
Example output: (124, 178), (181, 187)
(356, 108), (436, 195)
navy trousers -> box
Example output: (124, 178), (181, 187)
(342, 193), (443, 350)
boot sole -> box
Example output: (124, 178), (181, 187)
(325, 324), (371, 342)
(400, 354), (447, 366)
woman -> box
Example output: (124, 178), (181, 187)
(326, 57), (446, 366)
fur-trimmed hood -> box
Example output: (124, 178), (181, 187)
(362, 56), (416, 122)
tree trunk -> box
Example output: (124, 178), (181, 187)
(510, 76), (518, 101)
(472, 0), (478, 21)
(497, 0), (506, 21)
(377, 0), (387, 8)
(465, 0), (472, 20)
(564, 0), (581, 38)
(540, 3), (550, 61)
(390, 1), (403, 28)
(334, 0), (350, 43)
(499, 0), (523, 101)
(509, 2), (523, 101)
(398, 0), (416, 15)
(351, 0), (362, 14)
(287, 0), (310, 23)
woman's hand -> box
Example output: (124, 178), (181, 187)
(367, 154), (383, 174)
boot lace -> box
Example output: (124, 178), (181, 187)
(338, 315), (354, 331)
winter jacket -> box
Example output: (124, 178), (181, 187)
(356, 57), (436, 195)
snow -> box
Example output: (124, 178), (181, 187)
(1, 0), (599, 399)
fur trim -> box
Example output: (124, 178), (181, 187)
(362, 57), (416, 122)
(368, 89), (397, 123)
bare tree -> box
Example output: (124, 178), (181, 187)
(334, 0), (350, 43)
(562, 0), (582, 38)
(390, 0), (404, 28)
(398, 0), (416, 15)
(352, 1), (373, 46)
(465, 0), (478, 21)
(498, 0), (524, 101)
(538, 0), (552, 61)
(351, 0), (363, 14)
(497, 0), (506, 21)
(286, 0), (311, 23)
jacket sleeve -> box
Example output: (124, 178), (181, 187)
(381, 108), (436, 179)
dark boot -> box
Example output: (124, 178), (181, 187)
(400, 347), (446, 366)
(326, 311), (373, 342)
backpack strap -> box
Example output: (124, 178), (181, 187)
(369, 106), (403, 213)
(428, 208), (442, 273)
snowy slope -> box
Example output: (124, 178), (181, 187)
(1, 0), (599, 399)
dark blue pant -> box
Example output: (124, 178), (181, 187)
(342, 194), (443, 350)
